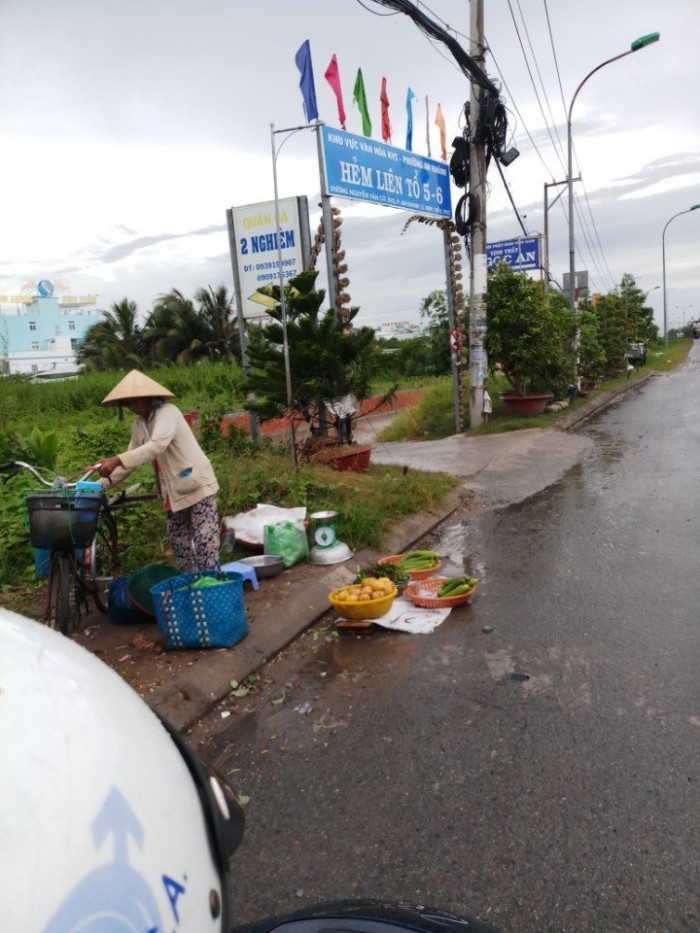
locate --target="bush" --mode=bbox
[485,262,576,396]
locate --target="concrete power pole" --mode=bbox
[468,0,488,429]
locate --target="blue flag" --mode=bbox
[295,40,319,122]
[405,87,417,151]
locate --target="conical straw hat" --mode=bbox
[101,370,175,407]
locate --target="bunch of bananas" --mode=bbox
[437,575,479,598]
[396,550,440,571]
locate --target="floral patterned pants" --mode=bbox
[167,495,220,573]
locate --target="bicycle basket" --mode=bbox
[150,570,248,651]
[25,489,102,550]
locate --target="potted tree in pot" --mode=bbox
[243,270,387,470]
[485,262,576,414]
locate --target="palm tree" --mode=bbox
[194,285,240,362]
[76,298,146,370]
[143,289,210,365]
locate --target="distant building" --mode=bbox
[378,320,422,340]
[0,280,102,376]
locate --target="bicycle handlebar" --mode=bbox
[2,461,102,488]
[2,461,158,508]
[0,461,52,486]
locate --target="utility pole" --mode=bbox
[543,179,573,293]
[468,0,487,429]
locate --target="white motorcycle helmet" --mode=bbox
[0,608,244,933]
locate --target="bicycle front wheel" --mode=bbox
[85,512,119,613]
[47,552,76,635]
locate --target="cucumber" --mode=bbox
[437,576,468,596]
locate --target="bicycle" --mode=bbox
[1,460,156,635]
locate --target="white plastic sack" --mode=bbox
[224,504,307,547]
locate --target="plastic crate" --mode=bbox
[25,489,101,550]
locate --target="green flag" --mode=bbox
[353,68,372,137]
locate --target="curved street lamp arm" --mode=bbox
[567,49,635,123]
[662,204,700,346]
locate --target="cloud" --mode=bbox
[96,224,225,264]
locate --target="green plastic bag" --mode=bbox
[263,521,309,568]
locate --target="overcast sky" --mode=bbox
[1,0,698,333]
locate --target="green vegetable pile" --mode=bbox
[437,575,479,598]
[395,550,440,571]
[355,563,409,587]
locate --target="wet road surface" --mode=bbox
[203,351,700,932]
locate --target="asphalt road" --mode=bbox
[210,348,700,933]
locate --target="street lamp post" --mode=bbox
[566,33,660,378]
[662,204,700,347]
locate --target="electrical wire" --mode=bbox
[493,0,618,291]
[505,0,566,175]
[494,159,529,237]
[514,0,566,166]
[541,0,616,290]
[487,46,558,180]
[354,0,400,14]
[361,0,499,95]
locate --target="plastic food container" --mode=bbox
[328,585,398,620]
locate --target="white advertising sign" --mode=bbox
[230,197,310,320]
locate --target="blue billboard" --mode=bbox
[487,236,541,271]
[321,126,451,219]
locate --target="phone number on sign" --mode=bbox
[255,269,297,282]
[242,258,298,274]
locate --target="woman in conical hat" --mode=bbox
[97,370,220,573]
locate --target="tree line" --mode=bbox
[78,271,660,396]
[76,286,240,370]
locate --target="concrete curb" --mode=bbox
[558,371,655,431]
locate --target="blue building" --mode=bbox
[0,280,102,376]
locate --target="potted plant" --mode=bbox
[485,262,576,414]
[243,270,388,470]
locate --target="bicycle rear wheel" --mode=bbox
[47,552,76,635]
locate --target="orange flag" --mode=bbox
[435,103,446,160]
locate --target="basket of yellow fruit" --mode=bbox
[328,577,398,620]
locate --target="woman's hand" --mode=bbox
[97,456,122,478]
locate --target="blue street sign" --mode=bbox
[486,236,540,271]
[321,126,451,219]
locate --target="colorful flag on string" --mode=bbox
[435,102,446,160]
[324,54,346,129]
[353,68,372,137]
[380,77,392,143]
[295,40,318,122]
[405,87,417,151]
